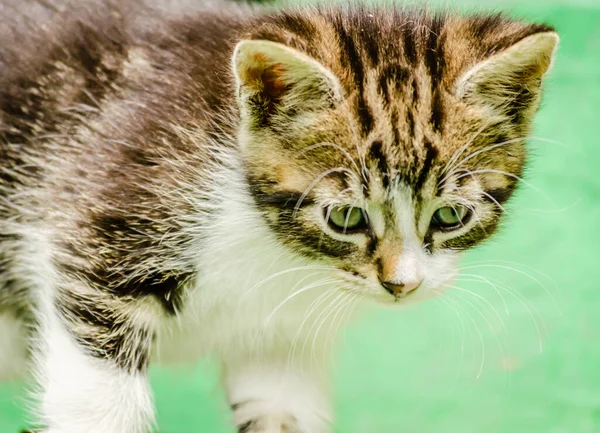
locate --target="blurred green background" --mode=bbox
[1,0,599,432]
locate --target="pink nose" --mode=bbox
[381,280,421,297]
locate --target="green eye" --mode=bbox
[432,205,470,230]
[327,206,367,233]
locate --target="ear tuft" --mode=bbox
[232,40,340,125]
[456,31,559,121]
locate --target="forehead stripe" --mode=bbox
[368,140,390,189]
[425,16,446,87]
[378,64,410,106]
[391,109,402,147]
[415,139,439,191]
[406,109,416,139]
[431,89,444,134]
[425,18,447,134]
[362,25,380,66]
[333,18,374,135]
[411,76,419,105]
[402,26,418,65]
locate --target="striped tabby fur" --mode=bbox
[0,1,557,432]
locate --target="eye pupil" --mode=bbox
[327,206,367,233]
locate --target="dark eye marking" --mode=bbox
[367,140,390,189]
[366,236,378,256]
[249,190,314,210]
[484,188,514,206]
[440,221,499,251]
[340,265,368,279]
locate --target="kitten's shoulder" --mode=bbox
[0,0,252,140]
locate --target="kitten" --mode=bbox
[0,0,558,432]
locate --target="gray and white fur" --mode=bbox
[0,1,558,432]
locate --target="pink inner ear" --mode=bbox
[261,63,289,99]
[240,52,289,100]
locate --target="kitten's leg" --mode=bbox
[225,362,332,433]
[33,288,155,433]
[0,312,28,381]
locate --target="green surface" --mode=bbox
[2,0,600,432]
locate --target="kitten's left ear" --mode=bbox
[456,30,559,122]
[232,40,342,127]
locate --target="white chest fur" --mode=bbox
[153,174,350,368]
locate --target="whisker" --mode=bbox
[457,273,509,315]
[442,120,494,177]
[453,168,558,208]
[252,277,337,363]
[339,97,368,183]
[450,285,507,334]
[520,198,581,216]
[524,135,575,150]
[459,259,555,286]
[299,291,346,374]
[440,136,529,185]
[445,292,486,379]
[448,196,488,235]
[494,283,545,353]
[318,188,357,250]
[288,288,339,371]
[310,293,350,372]
[261,278,338,329]
[296,141,362,181]
[325,291,359,361]
[293,167,356,217]
[240,265,335,301]
[434,292,467,380]
[332,291,364,378]
[457,269,548,353]
[459,263,561,314]
[451,182,507,213]
[482,277,545,353]
[451,286,510,386]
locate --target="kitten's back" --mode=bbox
[0,0,246,310]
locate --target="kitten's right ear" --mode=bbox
[456,31,559,123]
[232,40,342,127]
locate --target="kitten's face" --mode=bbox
[241,99,505,305]
[234,10,557,305]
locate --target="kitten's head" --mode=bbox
[232,7,558,305]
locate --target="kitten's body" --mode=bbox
[0,1,557,432]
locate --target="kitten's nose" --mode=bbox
[381,280,420,297]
